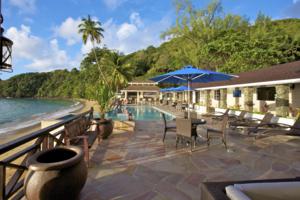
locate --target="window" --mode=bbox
[233,89,241,97]
[257,87,276,101]
[214,90,220,101]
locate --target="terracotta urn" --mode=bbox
[99,118,114,139]
[25,146,87,200]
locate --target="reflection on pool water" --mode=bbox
[102,106,173,121]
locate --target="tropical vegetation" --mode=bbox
[0,0,300,100]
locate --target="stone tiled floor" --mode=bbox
[80,119,300,200]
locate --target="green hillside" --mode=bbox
[125,17,300,79]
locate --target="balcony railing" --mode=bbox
[0,108,93,200]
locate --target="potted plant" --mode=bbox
[95,82,115,139]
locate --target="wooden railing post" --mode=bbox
[0,165,5,200]
[42,135,48,151]
[48,134,54,149]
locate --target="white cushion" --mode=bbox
[225,185,252,200]
[234,182,300,200]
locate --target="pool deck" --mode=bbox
[80,110,300,200]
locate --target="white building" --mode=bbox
[166,61,300,117]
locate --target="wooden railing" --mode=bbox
[0,108,93,200]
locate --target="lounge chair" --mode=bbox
[175,118,196,152]
[254,117,300,139]
[162,113,176,142]
[229,110,247,122]
[206,115,229,149]
[229,113,274,135]
[202,109,229,121]
[286,117,300,136]
[201,177,300,200]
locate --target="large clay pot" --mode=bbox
[25,146,87,200]
[99,119,114,139]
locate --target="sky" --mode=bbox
[1,0,300,79]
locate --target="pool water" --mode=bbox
[103,106,173,121]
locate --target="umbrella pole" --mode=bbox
[188,79,190,119]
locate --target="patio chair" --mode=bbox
[175,118,196,152]
[206,115,229,149]
[162,113,176,142]
[229,113,274,135]
[212,109,230,121]
[184,111,198,119]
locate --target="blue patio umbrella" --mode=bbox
[160,87,176,92]
[172,85,194,92]
[151,65,236,118]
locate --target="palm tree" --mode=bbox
[100,51,133,92]
[78,15,107,83]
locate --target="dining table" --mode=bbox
[191,118,206,139]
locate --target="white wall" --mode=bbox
[196,82,300,118]
[227,88,235,108]
[240,91,245,110]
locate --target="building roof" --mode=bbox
[131,79,154,83]
[192,60,300,90]
[129,80,156,84]
[122,85,160,91]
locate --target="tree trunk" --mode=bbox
[100,113,105,120]
[91,43,108,84]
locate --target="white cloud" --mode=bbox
[102,0,127,9]
[130,12,143,27]
[56,12,171,56]
[9,0,37,13]
[81,40,94,55]
[6,25,77,71]
[55,17,81,45]
[27,39,69,70]
[117,23,138,40]
[6,25,42,60]
[100,12,172,54]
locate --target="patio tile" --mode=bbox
[79,119,300,200]
[155,180,192,200]
[131,191,162,200]
[272,161,290,171]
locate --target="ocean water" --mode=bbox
[0,98,81,134]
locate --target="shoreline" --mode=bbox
[0,99,98,145]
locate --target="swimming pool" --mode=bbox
[103,105,173,121]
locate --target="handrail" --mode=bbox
[0,107,94,200]
[0,109,91,154]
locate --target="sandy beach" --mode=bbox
[0,99,98,145]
